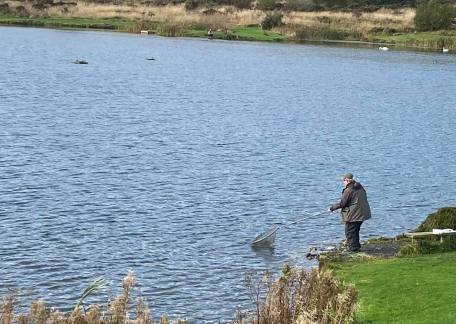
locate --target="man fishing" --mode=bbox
[329,173,371,252]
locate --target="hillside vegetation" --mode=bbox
[1,0,456,50]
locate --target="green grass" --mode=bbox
[3,13,456,49]
[183,28,219,38]
[375,31,443,42]
[184,26,285,42]
[372,31,456,50]
[332,252,456,323]
[0,16,285,42]
[0,15,137,31]
[231,26,284,42]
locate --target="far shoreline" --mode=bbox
[0,18,452,56]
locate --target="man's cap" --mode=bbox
[342,173,354,180]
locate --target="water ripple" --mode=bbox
[1,26,456,323]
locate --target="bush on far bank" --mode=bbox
[296,25,362,40]
[261,11,283,30]
[414,0,456,31]
[256,0,282,10]
[229,0,252,9]
[0,3,11,15]
[283,0,323,11]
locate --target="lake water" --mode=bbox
[1,26,455,322]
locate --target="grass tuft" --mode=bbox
[74,277,107,313]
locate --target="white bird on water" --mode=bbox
[443,48,449,53]
[379,46,389,51]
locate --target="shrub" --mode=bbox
[184,0,199,10]
[256,0,279,10]
[237,264,358,323]
[415,207,456,232]
[32,3,49,10]
[149,0,175,5]
[231,0,252,9]
[13,5,29,17]
[414,0,455,31]
[0,3,11,14]
[156,23,184,36]
[397,242,420,256]
[296,26,361,41]
[202,7,219,14]
[261,12,283,30]
[397,239,456,256]
[283,0,318,11]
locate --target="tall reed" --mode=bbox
[0,271,188,324]
[237,264,358,324]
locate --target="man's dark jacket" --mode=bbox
[330,181,371,223]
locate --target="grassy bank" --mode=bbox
[0,15,137,30]
[331,251,456,323]
[1,0,456,50]
[371,30,456,50]
[3,13,454,50]
[0,14,286,41]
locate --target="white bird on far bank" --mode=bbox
[443,48,449,53]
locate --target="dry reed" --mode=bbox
[237,264,358,324]
[0,271,187,324]
[284,7,414,37]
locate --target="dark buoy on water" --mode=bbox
[73,59,88,64]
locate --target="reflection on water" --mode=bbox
[252,245,276,263]
[0,26,456,322]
